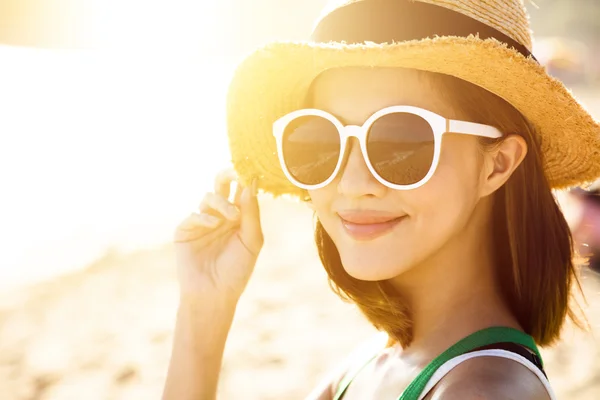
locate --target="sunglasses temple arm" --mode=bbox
[448,119,503,139]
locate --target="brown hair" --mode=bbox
[312,69,585,348]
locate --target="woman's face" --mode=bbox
[308,68,492,281]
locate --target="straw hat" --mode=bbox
[226,0,600,199]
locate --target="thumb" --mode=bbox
[238,178,263,254]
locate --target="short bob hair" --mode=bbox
[311,69,585,348]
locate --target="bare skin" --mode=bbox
[162,68,550,400]
[306,68,547,399]
[162,171,262,400]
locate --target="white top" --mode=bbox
[417,349,557,400]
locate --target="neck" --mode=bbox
[389,202,521,364]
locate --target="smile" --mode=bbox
[337,211,406,241]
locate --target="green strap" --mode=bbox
[333,327,541,400]
[398,326,542,400]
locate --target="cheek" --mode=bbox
[307,140,483,281]
[307,187,336,224]
[343,146,481,279]
[403,142,483,258]
[407,174,477,249]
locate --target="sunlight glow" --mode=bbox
[0,1,235,289]
[85,0,223,51]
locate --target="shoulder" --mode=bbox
[428,355,552,400]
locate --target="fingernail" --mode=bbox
[252,177,258,196]
[242,186,251,203]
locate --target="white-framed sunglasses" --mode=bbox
[273,105,503,191]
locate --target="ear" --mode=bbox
[479,134,528,198]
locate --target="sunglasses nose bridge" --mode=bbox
[342,125,363,140]
[339,124,369,165]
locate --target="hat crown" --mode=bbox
[317,0,532,50]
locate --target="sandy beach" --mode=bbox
[1,196,600,400]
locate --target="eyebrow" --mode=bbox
[320,101,433,126]
[331,113,352,125]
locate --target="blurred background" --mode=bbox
[0,0,599,399]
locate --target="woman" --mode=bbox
[163,1,600,399]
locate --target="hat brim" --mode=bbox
[226,35,600,198]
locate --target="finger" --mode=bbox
[179,212,221,230]
[214,169,238,200]
[200,192,240,221]
[177,217,239,246]
[238,177,263,255]
[233,181,244,207]
[173,212,223,242]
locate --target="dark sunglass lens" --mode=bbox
[282,115,341,186]
[367,112,435,186]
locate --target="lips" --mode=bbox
[337,210,406,241]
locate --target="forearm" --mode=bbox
[162,296,237,400]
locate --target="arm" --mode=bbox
[162,296,237,400]
[163,171,263,399]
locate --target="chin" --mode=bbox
[339,251,411,281]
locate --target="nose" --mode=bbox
[337,138,387,198]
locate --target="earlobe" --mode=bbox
[481,134,528,197]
